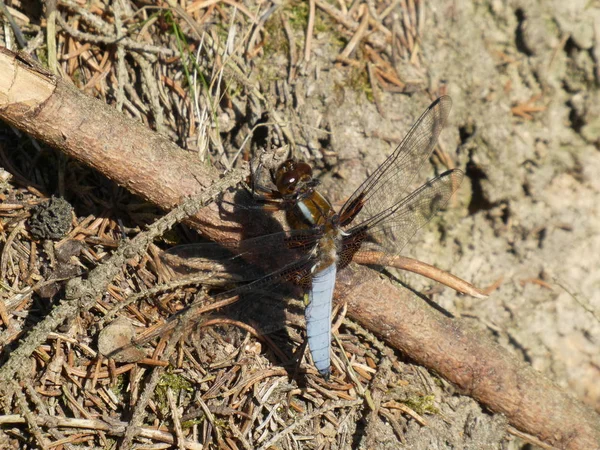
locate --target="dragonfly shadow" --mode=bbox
[379,267,455,319]
[222,186,288,240]
[164,187,311,373]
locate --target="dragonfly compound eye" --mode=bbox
[275,160,314,196]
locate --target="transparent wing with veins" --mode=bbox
[338,96,458,258]
[339,169,464,268]
[159,229,322,334]
[162,229,319,281]
[340,97,451,224]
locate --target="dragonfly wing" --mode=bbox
[160,229,321,335]
[342,169,464,263]
[339,96,452,228]
[161,228,320,282]
[217,257,314,335]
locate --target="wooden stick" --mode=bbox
[353,251,488,298]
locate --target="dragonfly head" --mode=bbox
[273,159,318,199]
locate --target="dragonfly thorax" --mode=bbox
[290,190,336,229]
[272,159,337,231]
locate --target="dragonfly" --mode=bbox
[161,96,464,379]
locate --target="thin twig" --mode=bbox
[507,426,556,450]
[367,62,386,117]
[0,414,204,449]
[56,14,177,57]
[353,251,488,299]
[113,1,126,112]
[305,0,316,62]
[339,4,370,59]
[282,14,297,82]
[166,388,186,450]
[13,381,50,449]
[131,52,165,132]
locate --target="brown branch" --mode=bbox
[353,251,488,299]
[337,266,600,450]
[0,48,599,449]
